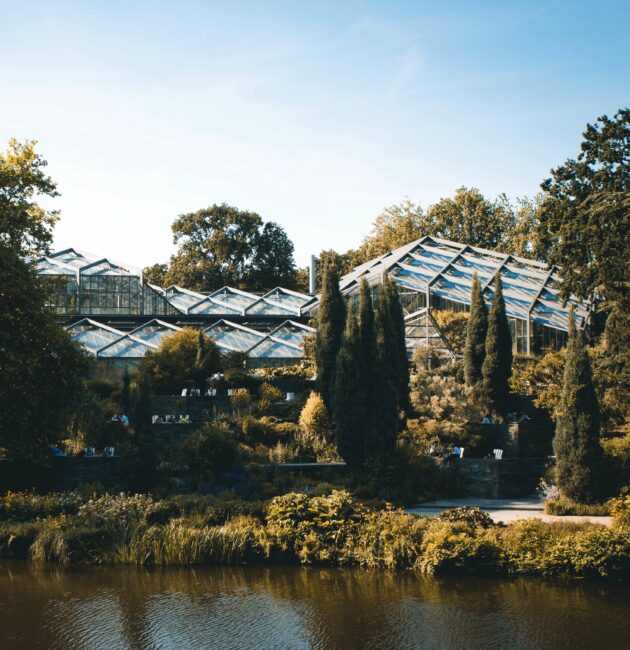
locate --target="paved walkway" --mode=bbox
[406,497,612,526]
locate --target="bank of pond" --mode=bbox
[1,490,629,582]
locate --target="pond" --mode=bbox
[0,563,628,649]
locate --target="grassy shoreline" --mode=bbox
[1,490,629,582]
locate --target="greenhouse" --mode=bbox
[309,236,592,355]
[66,317,314,369]
[34,249,313,320]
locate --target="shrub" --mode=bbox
[0,491,84,521]
[544,496,611,516]
[78,493,159,526]
[417,520,499,575]
[231,388,252,417]
[438,506,495,529]
[265,490,363,564]
[176,424,240,481]
[611,495,630,530]
[350,507,430,569]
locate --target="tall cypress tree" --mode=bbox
[120,368,131,415]
[480,275,513,415]
[316,261,346,411]
[194,328,207,392]
[358,278,374,373]
[333,303,366,468]
[366,278,400,466]
[553,310,602,503]
[384,273,411,414]
[464,273,488,387]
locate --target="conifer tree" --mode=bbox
[194,328,207,393]
[480,275,513,415]
[464,273,488,387]
[333,303,366,468]
[553,310,602,503]
[316,261,346,411]
[366,280,399,465]
[384,273,411,414]
[120,368,131,415]
[358,278,374,373]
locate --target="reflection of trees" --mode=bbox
[1,563,629,650]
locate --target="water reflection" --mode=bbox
[0,562,628,649]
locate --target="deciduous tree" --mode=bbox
[0,139,59,256]
[538,108,629,304]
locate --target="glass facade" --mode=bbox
[324,235,592,357]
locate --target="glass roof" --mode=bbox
[97,335,158,358]
[330,235,591,332]
[204,321,266,353]
[129,320,181,346]
[66,319,124,355]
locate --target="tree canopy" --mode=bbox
[0,138,60,256]
[139,328,221,395]
[538,108,629,304]
[150,203,298,291]
[0,246,90,458]
[353,189,544,266]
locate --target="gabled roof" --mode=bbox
[128,319,182,346]
[203,319,266,353]
[316,235,591,332]
[66,319,125,355]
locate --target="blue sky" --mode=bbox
[1,0,628,269]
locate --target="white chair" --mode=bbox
[459,447,465,458]
[181,388,188,396]
[85,447,96,457]
[286,392,295,401]
[227,388,234,396]
[493,449,503,460]
[152,415,159,424]
[104,447,115,457]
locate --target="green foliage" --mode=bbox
[120,369,131,414]
[353,191,543,265]
[0,491,84,521]
[315,261,346,410]
[554,313,602,503]
[433,309,469,356]
[544,497,611,516]
[255,363,313,381]
[463,273,487,386]
[417,521,499,576]
[333,304,366,468]
[610,495,630,531]
[154,203,297,291]
[408,361,480,451]
[2,490,630,580]
[480,276,513,416]
[539,108,629,303]
[265,490,364,564]
[437,506,494,529]
[0,138,59,256]
[140,327,220,395]
[0,246,91,459]
[366,275,400,465]
[176,424,240,481]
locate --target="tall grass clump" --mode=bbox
[113,516,264,566]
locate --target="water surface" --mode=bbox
[0,563,628,649]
